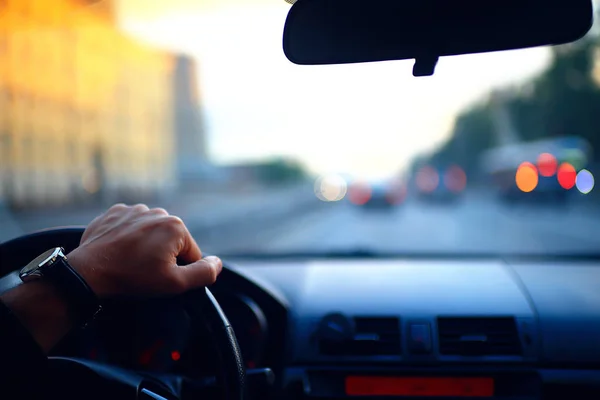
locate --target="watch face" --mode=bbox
[20,248,63,280]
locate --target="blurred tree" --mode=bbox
[424,30,600,176]
[424,104,495,178]
[449,106,495,171]
[257,158,308,184]
[511,37,600,156]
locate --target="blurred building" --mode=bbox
[173,54,211,184]
[82,0,117,22]
[0,0,181,208]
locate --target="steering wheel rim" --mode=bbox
[0,227,246,400]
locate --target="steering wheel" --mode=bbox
[0,227,246,400]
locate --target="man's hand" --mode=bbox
[68,204,222,298]
[2,204,222,352]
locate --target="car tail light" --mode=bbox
[349,183,371,205]
[416,166,439,193]
[386,184,407,204]
[444,165,467,193]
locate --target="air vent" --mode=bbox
[318,316,400,356]
[438,317,522,356]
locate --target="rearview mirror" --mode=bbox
[282,0,594,76]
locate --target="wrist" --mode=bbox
[66,248,103,298]
[1,280,75,352]
[18,247,103,327]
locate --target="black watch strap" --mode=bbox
[44,257,102,326]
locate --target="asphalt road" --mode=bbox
[0,183,316,243]
[2,189,599,257]
[199,193,600,257]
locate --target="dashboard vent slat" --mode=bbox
[438,317,522,356]
[318,316,400,356]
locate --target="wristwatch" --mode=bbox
[19,247,102,326]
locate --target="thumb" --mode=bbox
[175,256,223,291]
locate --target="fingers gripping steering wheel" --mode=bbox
[0,227,246,400]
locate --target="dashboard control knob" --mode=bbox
[316,313,354,341]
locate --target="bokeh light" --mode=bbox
[386,180,407,204]
[515,162,538,193]
[348,182,372,205]
[537,153,558,177]
[314,174,347,202]
[557,163,577,190]
[444,165,467,193]
[576,169,595,194]
[314,177,325,201]
[416,166,439,193]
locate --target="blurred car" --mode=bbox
[499,175,570,205]
[413,165,466,203]
[481,139,592,205]
[348,180,407,209]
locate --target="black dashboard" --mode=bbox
[53,258,600,399]
[50,266,288,378]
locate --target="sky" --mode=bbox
[117,0,551,179]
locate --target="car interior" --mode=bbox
[1,0,600,399]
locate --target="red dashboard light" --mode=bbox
[89,348,98,360]
[139,351,152,366]
[345,376,494,397]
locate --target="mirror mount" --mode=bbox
[413,55,439,77]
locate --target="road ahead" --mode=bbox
[199,193,600,256]
[3,189,600,257]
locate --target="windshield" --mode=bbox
[1,0,599,257]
